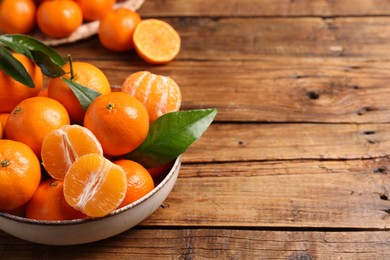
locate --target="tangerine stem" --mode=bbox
[68,54,75,81]
[106,102,115,111]
[1,159,9,168]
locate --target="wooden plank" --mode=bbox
[184,123,390,163]
[139,160,390,229]
[57,17,390,60]
[2,229,390,259]
[139,0,390,17]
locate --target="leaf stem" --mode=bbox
[68,54,75,81]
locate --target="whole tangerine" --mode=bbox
[0,53,43,113]
[0,139,41,210]
[5,96,70,157]
[48,61,111,124]
[75,0,115,21]
[36,0,83,38]
[84,92,149,156]
[0,0,36,34]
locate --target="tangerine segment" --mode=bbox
[63,154,127,217]
[26,179,87,221]
[41,125,103,180]
[133,19,181,64]
[121,71,182,122]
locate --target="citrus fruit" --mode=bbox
[147,161,174,179]
[41,124,103,180]
[114,159,154,208]
[0,53,43,113]
[63,153,127,217]
[133,19,181,64]
[26,179,87,221]
[84,92,149,156]
[36,0,83,38]
[121,71,182,122]
[48,61,111,124]
[98,7,141,51]
[0,0,36,34]
[5,96,70,157]
[75,0,115,21]
[0,139,41,210]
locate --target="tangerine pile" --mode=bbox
[0,55,182,220]
[0,0,181,64]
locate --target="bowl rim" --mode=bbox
[0,156,181,226]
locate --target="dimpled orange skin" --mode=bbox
[84,92,149,156]
[98,7,141,52]
[48,61,111,124]
[5,97,70,157]
[0,0,36,34]
[0,139,41,210]
[0,53,43,113]
[36,0,83,38]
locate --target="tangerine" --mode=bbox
[26,179,87,221]
[41,124,103,180]
[114,159,154,208]
[48,61,111,124]
[5,97,70,157]
[0,0,36,34]
[121,71,182,122]
[98,7,141,51]
[36,0,83,38]
[63,153,128,217]
[0,139,41,210]
[0,53,43,113]
[133,19,181,64]
[75,0,115,21]
[84,92,149,156]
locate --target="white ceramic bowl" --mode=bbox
[0,157,181,245]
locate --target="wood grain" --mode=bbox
[1,228,390,259]
[139,0,390,17]
[56,17,390,60]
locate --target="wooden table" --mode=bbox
[3,0,390,258]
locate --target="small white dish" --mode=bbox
[0,157,181,245]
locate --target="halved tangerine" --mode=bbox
[41,124,103,180]
[63,153,127,217]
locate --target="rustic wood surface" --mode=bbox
[2,0,390,259]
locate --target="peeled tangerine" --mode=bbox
[41,125,103,180]
[63,153,127,217]
[121,71,182,122]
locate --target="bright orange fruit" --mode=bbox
[0,0,36,34]
[0,139,41,210]
[133,19,181,64]
[75,0,115,21]
[48,61,111,124]
[5,97,70,157]
[121,71,182,122]
[84,92,149,156]
[98,7,141,51]
[0,53,43,113]
[26,179,87,221]
[114,159,154,208]
[63,153,127,217]
[36,0,83,38]
[41,124,103,180]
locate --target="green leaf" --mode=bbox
[0,45,35,88]
[0,34,66,78]
[126,108,217,168]
[61,77,102,110]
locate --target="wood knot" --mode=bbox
[306,91,320,100]
[288,252,313,260]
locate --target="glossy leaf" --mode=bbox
[126,108,217,168]
[0,34,66,78]
[0,45,35,88]
[61,77,102,110]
